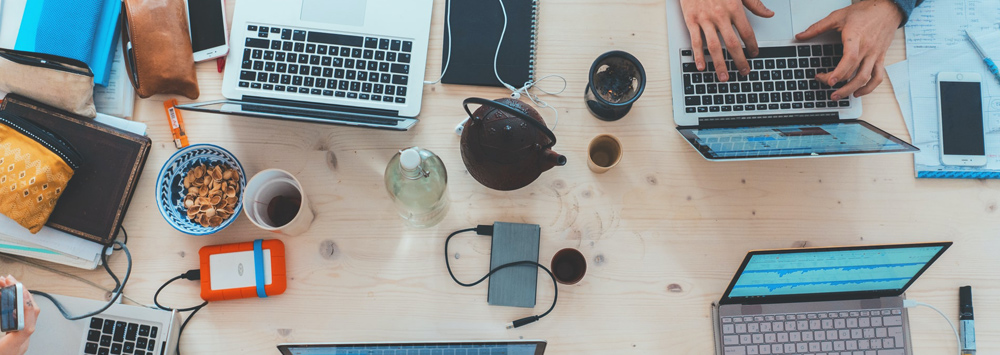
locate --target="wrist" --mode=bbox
[870,0,906,27]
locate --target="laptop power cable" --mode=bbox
[903,299,961,355]
[445,225,558,329]
[154,269,208,355]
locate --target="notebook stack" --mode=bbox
[0,95,149,269]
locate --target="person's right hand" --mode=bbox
[0,275,40,355]
[678,0,775,82]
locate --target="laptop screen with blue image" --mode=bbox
[726,244,948,299]
[677,121,917,160]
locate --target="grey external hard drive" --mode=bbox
[487,222,540,308]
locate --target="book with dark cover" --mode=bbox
[441,0,538,87]
[0,94,150,246]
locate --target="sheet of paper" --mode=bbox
[0,0,24,49]
[905,0,1000,56]
[0,214,105,269]
[907,30,1000,176]
[94,38,136,119]
[886,61,913,135]
[95,113,147,135]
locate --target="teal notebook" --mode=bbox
[15,0,120,86]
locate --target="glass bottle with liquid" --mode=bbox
[384,147,449,228]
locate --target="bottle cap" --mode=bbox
[400,148,422,170]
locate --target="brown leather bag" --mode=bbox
[121,0,200,99]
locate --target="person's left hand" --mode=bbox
[795,0,904,101]
[0,275,41,355]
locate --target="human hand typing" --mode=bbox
[0,276,40,355]
[678,0,774,82]
[795,0,904,100]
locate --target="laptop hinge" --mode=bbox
[698,112,841,128]
[243,95,401,118]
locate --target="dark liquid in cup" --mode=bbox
[551,248,587,285]
[266,195,301,227]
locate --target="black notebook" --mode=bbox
[440,0,538,87]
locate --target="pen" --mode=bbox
[966,30,1000,85]
[959,286,975,355]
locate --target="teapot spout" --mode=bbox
[542,149,567,171]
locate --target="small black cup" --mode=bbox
[551,248,587,285]
[585,50,646,121]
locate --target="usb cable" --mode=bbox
[445,225,558,329]
[903,299,960,355]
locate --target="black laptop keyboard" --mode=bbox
[84,317,159,355]
[240,25,412,104]
[681,45,850,114]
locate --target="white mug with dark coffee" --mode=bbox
[242,169,314,236]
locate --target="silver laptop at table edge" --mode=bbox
[28,293,180,355]
[177,0,433,131]
[710,242,952,355]
[278,340,548,355]
[665,0,862,127]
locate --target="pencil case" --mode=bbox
[0,48,97,118]
[120,0,200,99]
[0,111,82,233]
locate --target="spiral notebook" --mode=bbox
[440,0,538,88]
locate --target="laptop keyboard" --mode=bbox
[240,24,413,104]
[681,45,850,114]
[721,308,905,355]
[84,317,159,355]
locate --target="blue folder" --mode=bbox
[15,0,121,86]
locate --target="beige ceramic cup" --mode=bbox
[242,169,315,236]
[587,134,623,173]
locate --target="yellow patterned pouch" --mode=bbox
[0,111,81,233]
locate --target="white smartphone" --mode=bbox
[937,72,988,166]
[186,0,229,62]
[0,283,24,332]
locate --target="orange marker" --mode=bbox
[163,99,190,149]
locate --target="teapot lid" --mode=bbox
[463,97,557,149]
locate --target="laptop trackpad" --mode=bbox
[746,0,793,41]
[301,0,366,27]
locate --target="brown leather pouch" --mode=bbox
[121,0,200,99]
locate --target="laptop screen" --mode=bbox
[720,243,951,305]
[278,341,546,355]
[677,120,917,160]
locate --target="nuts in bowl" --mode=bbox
[156,144,246,235]
[182,164,241,228]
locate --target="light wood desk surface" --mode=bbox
[3,0,998,354]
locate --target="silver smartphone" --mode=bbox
[937,72,988,166]
[0,283,24,332]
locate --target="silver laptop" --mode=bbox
[28,293,180,355]
[712,242,951,355]
[177,0,433,130]
[278,340,547,355]
[666,0,917,160]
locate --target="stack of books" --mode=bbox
[0,96,150,269]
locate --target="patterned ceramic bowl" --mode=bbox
[155,144,246,235]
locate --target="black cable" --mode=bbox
[113,226,128,251]
[445,226,558,328]
[30,241,132,321]
[153,269,207,355]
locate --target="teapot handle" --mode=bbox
[462,97,557,149]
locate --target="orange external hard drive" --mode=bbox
[199,239,286,301]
